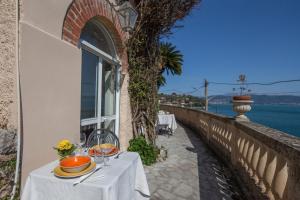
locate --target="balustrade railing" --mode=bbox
[160,105,300,200]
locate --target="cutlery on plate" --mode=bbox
[73,166,102,186]
[114,152,124,159]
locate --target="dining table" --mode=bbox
[21,152,150,200]
[157,113,177,133]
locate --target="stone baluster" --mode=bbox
[238,136,246,165]
[230,126,239,166]
[160,105,300,200]
[228,129,233,152]
[285,161,300,200]
[250,143,261,184]
[272,156,288,200]
[206,116,212,142]
[246,139,255,176]
[257,147,268,193]
[264,150,277,200]
[242,135,250,170]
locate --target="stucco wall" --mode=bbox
[20,0,81,186]
[20,0,133,186]
[21,0,73,38]
[119,74,133,151]
[0,0,17,130]
[19,21,82,185]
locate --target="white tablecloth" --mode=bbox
[21,152,150,200]
[157,114,177,132]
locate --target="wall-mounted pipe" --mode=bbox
[10,0,21,198]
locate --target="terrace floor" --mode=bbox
[145,123,244,200]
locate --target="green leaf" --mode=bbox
[127,136,158,166]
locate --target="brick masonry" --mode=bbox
[62,0,129,72]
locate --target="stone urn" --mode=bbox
[232,96,253,121]
[157,146,168,162]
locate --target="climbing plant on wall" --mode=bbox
[126,0,199,144]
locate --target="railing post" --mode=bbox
[207,116,212,142]
[230,122,239,167]
[160,105,300,200]
[286,161,300,200]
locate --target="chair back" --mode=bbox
[86,129,120,149]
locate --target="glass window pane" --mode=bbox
[101,61,116,116]
[80,20,112,55]
[81,124,97,145]
[101,120,115,133]
[81,49,98,119]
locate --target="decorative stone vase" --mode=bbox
[232,96,253,121]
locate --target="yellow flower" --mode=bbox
[56,139,72,151]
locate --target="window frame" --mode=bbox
[80,39,121,136]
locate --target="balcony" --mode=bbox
[147,105,300,200]
[145,123,243,200]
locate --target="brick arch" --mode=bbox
[62,0,128,70]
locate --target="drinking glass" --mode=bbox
[80,133,87,155]
[75,133,87,155]
[94,146,103,164]
[101,147,111,166]
[80,133,87,147]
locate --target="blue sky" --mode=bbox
[159,0,300,96]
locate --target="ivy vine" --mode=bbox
[126,0,199,144]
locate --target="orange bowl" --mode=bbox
[60,156,91,173]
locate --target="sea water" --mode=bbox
[202,104,300,138]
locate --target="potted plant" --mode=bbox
[231,74,254,121]
[54,139,76,159]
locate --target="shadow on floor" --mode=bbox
[180,123,244,200]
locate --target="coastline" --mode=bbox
[193,104,300,138]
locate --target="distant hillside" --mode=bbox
[210,95,300,105]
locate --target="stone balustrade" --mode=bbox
[160,105,300,200]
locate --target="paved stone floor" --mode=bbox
[145,123,243,200]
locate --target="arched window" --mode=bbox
[80,20,115,55]
[80,18,120,139]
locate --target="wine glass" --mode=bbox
[75,133,87,155]
[80,133,87,155]
[93,145,103,164]
[80,132,87,147]
[101,146,112,166]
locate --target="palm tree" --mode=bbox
[158,42,183,87]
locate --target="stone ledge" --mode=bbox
[161,104,300,200]
[161,104,300,164]
[236,121,300,162]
